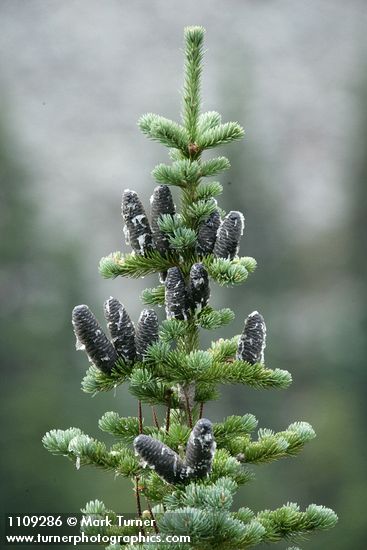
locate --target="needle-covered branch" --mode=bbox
[42,429,139,476]
[213,414,258,446]
[140,285,166,306]
[157,499,336,549]
[128,367,180,407]
[256,503,338,543]
[196,122,245,150]
[138,113,189,151]
[99,251,179,279]
[204,257,249,286]
[81,362,132,395]
[81,500,141,539]
[197,306,235,330]
[152,159,201,187]
[202,359,292,389]
[182,26,205,142]
[223,422,316,463]
[195,181,223,200]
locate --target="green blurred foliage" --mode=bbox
[0,116,136,521]
[204,70,367,549]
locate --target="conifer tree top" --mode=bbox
[43,26,337,549]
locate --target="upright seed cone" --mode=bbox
[197,209,221,255]
[236,310,266,364]
[135,308,159,360]
[189,262,210,310]
[134,434,188,484]
[185,418,216,479]
[213,210,244,260]
[103,297,136,362]
[165,266,189,320]
[150,185,175,254]
[122,189,153,255]
[72,305,118,373]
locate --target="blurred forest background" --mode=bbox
[1,1,366,549]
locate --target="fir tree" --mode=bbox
[43,27,337,549]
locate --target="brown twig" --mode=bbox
[199,401,204,419]
[146,499,159,534]
[138,400,143,434]
[134,476,145,535]
[185,392,193,429]
[165,394,171,433]
[151,406,160,429]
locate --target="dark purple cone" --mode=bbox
[196,209,221,255]
[236,310,266,364]
[213,211,244,260]
[135,309,159,360]
[72,305,118,374]
[134,435,189,484]
[185,418,216,479]
[165,267,189,320]
[122,189,153,255]
[189,263,210,310]
[103,297,136,362]
[150,185,175,254]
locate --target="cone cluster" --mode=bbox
[122,185,175,255]
[197,209,245,260]
[72,299,159,373]
[134,418,216,484]
[165,263,210,320]
[122,188,244,261]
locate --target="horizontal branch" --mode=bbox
[197,111,221,133]
[152,157,229,188]
[213,414,258,446]
[197,306,235,330]
[257,502,338,543]
[81,362,132,395]
[129,367,180,406]
[139,113,189,151]
[208,336,239,362]
[99,411,192,452]
[141,285,165,306]
[152,159,201,186]
[99,251,178,279]
[210,449,254,486]
[196,122,245,150]
[199,156,230,177]
[230,422,316,464]
[43,429,139,477]
[195,181,223,200]
[204,256,250,286]
[200,359,292,389]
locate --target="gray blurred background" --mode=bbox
[1,1,366,548]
